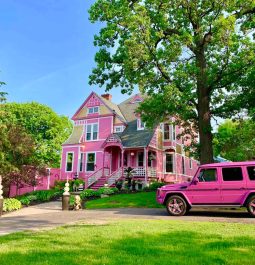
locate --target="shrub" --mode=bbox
[69,195,75,206]
[80,189,101,200]
[143,182,165,191]
[3,198,22,212]
[30,190,62,202]
[98,187,115,195]
[19,197,31,206]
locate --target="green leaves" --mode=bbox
[214,119,255,161]
[89,0,255,162]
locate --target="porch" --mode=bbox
[87,147,158,189]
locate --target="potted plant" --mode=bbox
[124,167,135,190]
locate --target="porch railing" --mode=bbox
[108,168,122,186]
[148,168,157,178]
[123,167,156,178]
[88,167,109,187]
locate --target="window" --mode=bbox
[133,98,142,103]
[172,125,176,141]
[114,126,123,133]
[88,106,99,114]
[148,152,152,167]
[182,157,185,175]
[198,169,217,182]
[137,119,145,130]
[138,152,144,167]
[247,166,255,181]
[124,153,128,167]
[164,124,170,140]
[222,167,243,181]
[86,153,96,172]
[164,124,176,141]
[189,158,192,169]
[86,123,98,141]
[79,153,84,172]
[66,153,73,172]
[165,153,174,173]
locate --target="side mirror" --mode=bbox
[193,178,199,185]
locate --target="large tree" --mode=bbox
[0,102,72,168]
[89,0,255,164]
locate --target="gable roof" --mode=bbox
[98,94,126,122]
[118,94,147,122]
[118,120,154,148]
[72,92,126,123]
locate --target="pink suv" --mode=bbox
[157,161,255,217]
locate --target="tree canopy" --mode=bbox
[89,0,255,164]
[0,102,72,168]
[214,119,255,161]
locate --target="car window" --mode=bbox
[198,169,217,182]
[247,166,255,181]
[222,167,243,181]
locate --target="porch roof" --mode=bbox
[118,120,154,148]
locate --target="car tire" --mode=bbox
[247,195,255,218]
[166,195,188,216]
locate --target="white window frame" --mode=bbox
[65,152,74,172]
[182,156,186,175]
[137,152,144,167]
[163,124,176,141]
[189,158,192,169]
[137,118,145,131]
[79,152,85,172]
[114,126,124,133]
[86,123,99,141]
[164,153,175,173]
[87,106,99,114]
[86,152,96,172]
[171,125,176,141]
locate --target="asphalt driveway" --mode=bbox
[0,201,254,236]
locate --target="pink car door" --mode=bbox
[186,167,222,204]
[220,166,247,204]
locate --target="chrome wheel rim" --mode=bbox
[168,198,184,215]
[249,199,255,214]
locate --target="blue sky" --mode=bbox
[0,0,134,117]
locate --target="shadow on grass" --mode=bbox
[0,225,254,265]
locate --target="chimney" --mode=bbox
[101,93,112,101]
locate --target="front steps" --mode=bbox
[90,176,108,190]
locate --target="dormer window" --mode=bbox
[114,126,124,133]
[137,118,145,130]
[133,98,142,103]
[88,106,99,114]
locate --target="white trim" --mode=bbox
[87,106,100,115]
[137,118,145,130]
[86,123,99,141]
[65,152,74,172]
[189,158,193,169]
[79,152,85,172]
[85,152,97,172]
[164,152,175,174]
[114,125,124,133]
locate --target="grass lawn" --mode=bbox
[0,219,255,265]
[86,191,163,209]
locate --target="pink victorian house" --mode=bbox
[60,92,198,189]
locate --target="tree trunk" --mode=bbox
[196,48,214,164]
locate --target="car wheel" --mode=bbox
[166,195,187,216]
[247,195,255,218]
